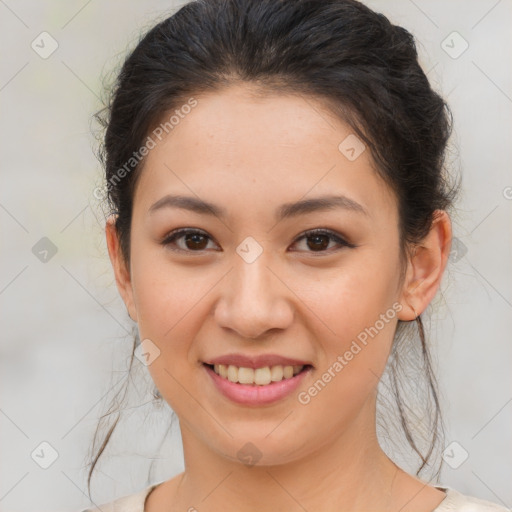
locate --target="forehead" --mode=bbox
[134,84,398,226]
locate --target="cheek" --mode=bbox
[296,299,398,428]
[128,245,226,362]
[297,251,400,400]
[299,253,400,344]
[129,254,215,413]
[129,241,208,339]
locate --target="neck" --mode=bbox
[170,395,406,512]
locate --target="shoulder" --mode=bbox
[434,486,511,512]
[78,484,158,512]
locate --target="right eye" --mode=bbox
[161,228,220,253]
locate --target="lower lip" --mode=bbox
[204,364,312,406]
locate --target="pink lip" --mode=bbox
[204,353,312,369]
[203,364,312,406]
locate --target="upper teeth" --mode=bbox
[213,364,304,385]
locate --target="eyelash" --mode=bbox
[160,228,356,255]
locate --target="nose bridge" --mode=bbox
[215,248,293,338]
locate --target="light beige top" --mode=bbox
[80,484,511,511]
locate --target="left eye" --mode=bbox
[161,228,354,254]
[291,229,354,253]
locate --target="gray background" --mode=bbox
[1,1,511,511]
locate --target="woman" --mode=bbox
[83,0,509,510]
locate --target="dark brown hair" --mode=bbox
[89,0,460,497]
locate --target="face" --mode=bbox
[107,83,439,467]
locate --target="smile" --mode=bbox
[206,363,309,386]
[203,363,313,405]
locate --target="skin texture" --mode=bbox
[106,84,452,512]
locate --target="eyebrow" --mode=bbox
[148,194,369,220]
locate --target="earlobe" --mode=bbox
[105,216,138,323]
[397,210,452,322]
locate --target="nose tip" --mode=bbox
[215,293,293,340]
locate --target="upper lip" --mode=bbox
[204,353,313,369]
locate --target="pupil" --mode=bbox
[307,234,328,251]
[186,233,207,250]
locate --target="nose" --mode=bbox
[214,254,294,340]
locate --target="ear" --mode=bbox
[105,215,138,322]
[397,210,452,321]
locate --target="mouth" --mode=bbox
[202,361,313,406]
[202,362,313,386]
